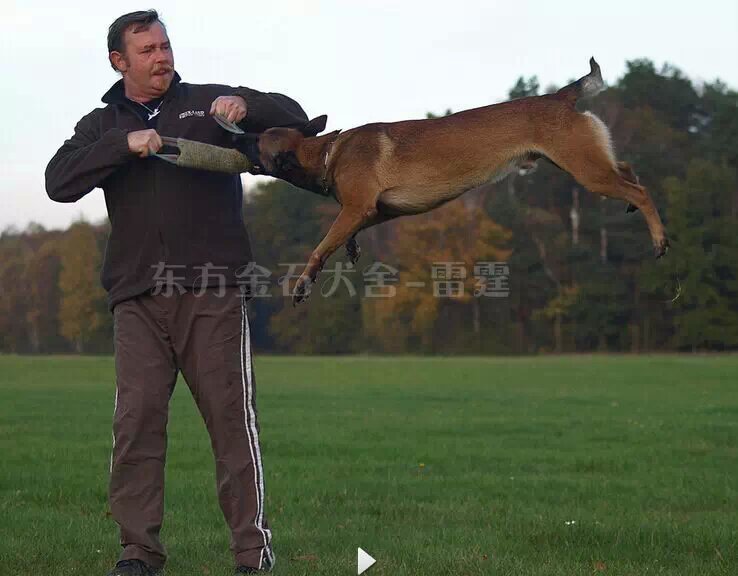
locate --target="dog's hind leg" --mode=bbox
[294,206,379,304]
[617,161,639,184]
[617,161,641,213]
[543,113,668,257]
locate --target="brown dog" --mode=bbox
[232,58,668,305]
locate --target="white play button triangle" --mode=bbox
[357,547,376,574]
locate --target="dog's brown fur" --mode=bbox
[235,58,669,304]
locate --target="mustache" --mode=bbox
[153,67,173,75]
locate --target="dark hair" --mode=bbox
[107,10,166,71]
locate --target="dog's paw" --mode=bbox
[345,238,361,265]
[292,275,313,306]
[655,237,670,259]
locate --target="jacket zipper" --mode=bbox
[121,100,169,272]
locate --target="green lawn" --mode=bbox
[1,354,737,575]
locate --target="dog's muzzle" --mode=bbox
[232,133,263,173]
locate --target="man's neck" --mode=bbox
[124,81,169,103]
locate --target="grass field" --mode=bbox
[1,354,737,576]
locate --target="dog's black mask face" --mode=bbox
[232,130,303,178]
[229,115,328,176]
[229,116,329,192]
[232,131,311,189]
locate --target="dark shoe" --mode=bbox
[106,559,162,576]
[235,561,273,574]
[235,548,274,573]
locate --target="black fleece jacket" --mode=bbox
[45,72,308,310]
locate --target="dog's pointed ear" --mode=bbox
[299,115,328,137]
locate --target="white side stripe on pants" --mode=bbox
[240,297,274,569]
[110,387,118,474]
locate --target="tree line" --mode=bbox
[1,59,736,354]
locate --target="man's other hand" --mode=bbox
[210,96,247,124]
[127,129,163,158]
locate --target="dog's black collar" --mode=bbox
[320,132,341,195]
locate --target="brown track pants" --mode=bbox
[110,286,273,570]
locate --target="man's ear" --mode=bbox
[109,51,127,73]
[299,115,328,137]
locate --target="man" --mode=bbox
[45,10,309,576]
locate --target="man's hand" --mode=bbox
[127,129,162,158]
[210,96,247,124]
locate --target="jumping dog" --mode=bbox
[229,58,669,304]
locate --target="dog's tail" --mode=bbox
[556,57,605,104]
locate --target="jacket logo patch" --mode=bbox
[179,110,206,119]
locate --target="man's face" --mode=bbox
[112,22,174,98]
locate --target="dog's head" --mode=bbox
[232,115,328,179]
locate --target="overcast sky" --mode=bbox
[2,0,737,232]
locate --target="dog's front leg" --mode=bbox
[294,207,377,305]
